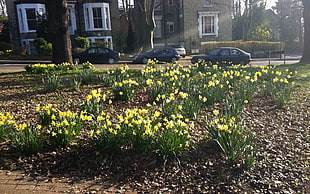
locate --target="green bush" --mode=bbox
[32,38,47,49]
[75,37,90,50]
[40,43,53,56]
[32,38,52,55]
[0,42,11,51]
[95,40,111,48]
[200,41,285,56]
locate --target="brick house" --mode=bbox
[6,0,120,54]
[153,0,232,54]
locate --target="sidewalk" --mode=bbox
[0,170,75,193]
[0,170,136,193]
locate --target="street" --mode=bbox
[0,55,301,73]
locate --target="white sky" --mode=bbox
[266,0,277,9]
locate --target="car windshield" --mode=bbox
[146,49,158,53]
[208,48,221,55]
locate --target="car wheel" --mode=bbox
[108,58,115,64]
[171,57,177,63]
[73,57,80,64]
[191,58,198,64]
[142,57,149,64]
[239,60,246,66]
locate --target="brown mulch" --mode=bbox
[0,72,309,193]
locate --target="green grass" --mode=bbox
[276,62,310,88]
[275,63,310,107]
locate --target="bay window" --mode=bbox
[83,3,111,31]
[16,4,45,33]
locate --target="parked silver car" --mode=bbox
[171,45,186,58]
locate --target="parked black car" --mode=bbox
[132,47,180,64]
[191,47,251,66]
[73,47,120,64]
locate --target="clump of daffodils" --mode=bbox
[89,106,192,158]
[0,112,16,141]
[112,79,139,101]
[82,89,110,117]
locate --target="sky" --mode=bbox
[266,0,277,9]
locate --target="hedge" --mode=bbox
[200,41,285,56]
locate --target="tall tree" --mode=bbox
[120,0,136,52]
[301,0,310,62]
[134,0,156,51]
[0,0,6,16]
[232,0,266,40]
[272,0,303,42]
[46,0,72,64]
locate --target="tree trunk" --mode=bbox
[46,0,72,64]
[301,0,310,62]
[134,0,155,51]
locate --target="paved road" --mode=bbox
[0,55,301,73]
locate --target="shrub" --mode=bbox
[39,43,52,56]
[32,38,47,48]
[200,41,284,56]
[75,37,90,50]
[0,42,11,51]
[32,38,53,56]
[95,40,111,48]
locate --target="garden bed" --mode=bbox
[0,62,309,193]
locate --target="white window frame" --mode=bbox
[167,22,174,33]
[198,12,219,38]
[16,4,46,33]
[68,4,77,35]
[21,39,37,54]
[83,3,111,31]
